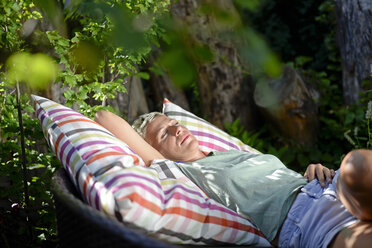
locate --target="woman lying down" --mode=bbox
[95,110,372,248]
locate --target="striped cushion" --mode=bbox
[163,99,261,154]
[33,95,270,246]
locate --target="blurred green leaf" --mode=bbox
[200,3,240,29]
[295,56,313,67]
[5,52,30,84]
[344,112,355,126]
[135,71,150,80]
[254,79,279,108]
[193,44,214,62]
[79,1,147,50]
[239,28,282,77]
[6,52,59,89]
[159,49,196,89]
[234,0,263,11]
[71,40,103,73]
[34,0,67,37]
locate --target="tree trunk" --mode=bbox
[106,76,149,123]
[170,0,259,131]
[254,66,319,146]
[334,0,372,105]
[145,50,190,112]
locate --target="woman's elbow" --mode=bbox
[94,110,110,124]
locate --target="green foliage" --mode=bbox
[1,0,370,246]
[42,0,171,117]
[1,0,171,247]
[226,65,371,173]
[343,92,372,150]
[0,82,60,247]
[226,66,371,174]
[224,0,371,173]
[308,66,371,162]
[0,0,40,52]
[0,1,60,246]
[229,0,366,173]
[152,1,283,90]
[234,0,263,11]
[6,52,59,89]
[241,0,338,74]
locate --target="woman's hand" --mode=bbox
[304,163,336,187]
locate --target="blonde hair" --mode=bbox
[132,112,164,138]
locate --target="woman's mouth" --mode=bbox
[181,135,190,145]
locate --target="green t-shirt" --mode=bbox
[176,150,307,241]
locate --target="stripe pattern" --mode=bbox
[32,95,270,246]
[163,99,261,154]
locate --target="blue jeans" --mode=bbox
[278,170,358,248]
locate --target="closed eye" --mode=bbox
[161,129,168,139]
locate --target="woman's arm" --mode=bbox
[94,110,165,166]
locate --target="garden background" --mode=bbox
[0,0,371,247]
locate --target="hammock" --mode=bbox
[52,168,173,248]
[33,95,270,247]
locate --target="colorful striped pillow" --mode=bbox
[33,95,270,246]
[162,99,261,154]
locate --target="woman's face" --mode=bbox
[144,115,202,162]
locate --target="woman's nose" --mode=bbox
[170,125,182,136]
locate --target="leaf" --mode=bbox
[344,112,355,126]
[63,89,75,99]
[6,52,59,89]
[71,40,103,72]
[27,53,59,89]
[159,49,196,89]
[135,71,150,80]
[234,0,263,11]
[34,0,67,37]
[64,74,76,87]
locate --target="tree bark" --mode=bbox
[334,0,372,105]
[254,66,319,146]
[170,0,259,130]
[107,76,149,123]
[145,50,190,112]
